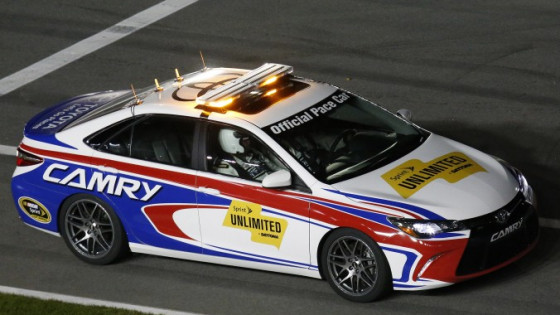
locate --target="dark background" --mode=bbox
[1,1,558,313]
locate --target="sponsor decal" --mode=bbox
[267,91,350,135]
[43,163,161,201]
[382,152,486,198]
[31,96,112,131]
[18,197,51,224]
[172,73,241,102]
[223,200,287,248]
[491,218,523,242]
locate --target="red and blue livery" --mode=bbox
[12,63,539,301]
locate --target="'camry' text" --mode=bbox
[43,163,161,201]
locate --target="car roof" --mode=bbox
[134,63,338,129]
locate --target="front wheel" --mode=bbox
[321,228,392,302]
[59,195,128,265]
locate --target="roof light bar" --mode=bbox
[196,63,293,107]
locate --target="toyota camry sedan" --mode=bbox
[12,63,538,302]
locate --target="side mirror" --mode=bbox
[397,109,413,121]
[262,169,291,188]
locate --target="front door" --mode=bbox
[196,122,311,269]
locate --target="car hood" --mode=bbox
[331,134,519,220]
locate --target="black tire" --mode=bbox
[59,194,128,265]
[321,228,392,302]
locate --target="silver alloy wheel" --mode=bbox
[326,235,378,297]
[64,199,115,259]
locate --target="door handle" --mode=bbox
[199,187,220,195]
[97,165,119,174]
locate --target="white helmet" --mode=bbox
[219,128,245,154]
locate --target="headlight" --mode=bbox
[495,158,535,205]
[388,217,466,239]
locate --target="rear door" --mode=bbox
[88,115,202,253]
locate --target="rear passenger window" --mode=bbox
[87,115,196,168]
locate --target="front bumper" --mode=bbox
[386,192,538,290]
[456,192,539,276]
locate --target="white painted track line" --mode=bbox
[0,285,200,315]
[0,0,198,96]
[540,217,560,229]
[0,144,16,156]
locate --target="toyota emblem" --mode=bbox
[495,209,510,224]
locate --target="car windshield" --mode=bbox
[264,90,427,183]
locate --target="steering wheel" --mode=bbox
[327,129,357,164]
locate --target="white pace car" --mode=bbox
[12,63,538,302]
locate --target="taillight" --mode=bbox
[16,148,43,166]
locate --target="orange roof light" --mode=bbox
[207,97,234,108]
[264,89,277,97]
[261,75,278,87]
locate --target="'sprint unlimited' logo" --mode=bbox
[382,152,486,198]
[223,200,287,248]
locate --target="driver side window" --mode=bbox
[205,123,287,183]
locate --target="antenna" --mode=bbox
[154,78,163,92]
[199,50,207,71]
[174,68,184,82]
[131,83,142,105]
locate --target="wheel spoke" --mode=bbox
[77,202,89,219]
[89,203,99,220]
[98,226,113,233]
[87,235,96,254]
[67,214,86,222]
[359,272,374,287]
[94,234,109,252]
[67,220,85,230]
[355,274,362,292]
[73,232,90,246]
[331,261,348,269]
[329,253,346,260]
[364,262,378,270]
[351,239,358,256]
[96,230,111,250]
[337,270,353,285]
[341,239,353,257]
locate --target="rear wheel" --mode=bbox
[59,195,128,265]
[321,228,392,302]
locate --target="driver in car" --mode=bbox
[216,128,284,181]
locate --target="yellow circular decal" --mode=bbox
[18,197,51,224]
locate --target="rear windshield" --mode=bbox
[64,86,154,130]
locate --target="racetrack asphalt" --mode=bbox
[1,1,559,314]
